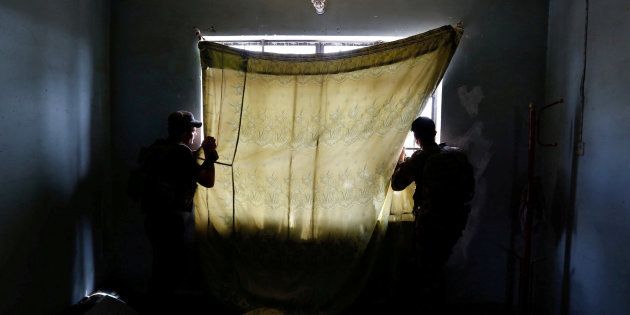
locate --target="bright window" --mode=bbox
[403,82,442,157]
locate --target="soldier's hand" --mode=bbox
[399,147,406,162]
[202,136,217,152]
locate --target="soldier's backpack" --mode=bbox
[421,144,475,205]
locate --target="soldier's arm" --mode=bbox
[196,136,217,188]
[391,151,419,191]
[196,161,215,188]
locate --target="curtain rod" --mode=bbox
[194,21,464,42]
[206,40,384,46]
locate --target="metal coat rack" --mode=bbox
[519,98,563,314]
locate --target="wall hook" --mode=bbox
[537,98,563,147]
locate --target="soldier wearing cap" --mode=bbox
[131,110,218,304]
[391,116,474,310]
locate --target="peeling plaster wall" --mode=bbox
[0,1,110,314]
[110,0,548,307]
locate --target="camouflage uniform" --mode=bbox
[391,142,474,307]
[138,138,200,215]
[134,138,202,297]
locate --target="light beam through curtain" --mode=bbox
[195,25,462,313]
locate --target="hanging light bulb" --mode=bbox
[311,0,326,15]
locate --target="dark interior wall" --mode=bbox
[110,0,548,307]
[0,0,110,314]
[542,0,630,314]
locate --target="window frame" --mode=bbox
[201,35,401,54]
[403,82,442,157]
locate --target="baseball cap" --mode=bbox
[168,111,202,130]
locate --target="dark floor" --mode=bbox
[64,289,510,315]
[65,221,512,314]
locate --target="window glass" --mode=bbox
[265,45,316,54]
[323,45,367,53]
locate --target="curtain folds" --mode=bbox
[195,25,461,313]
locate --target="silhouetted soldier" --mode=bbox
[128,111,218,309]
[391,117,474,311]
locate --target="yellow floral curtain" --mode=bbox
[195,25,461,313]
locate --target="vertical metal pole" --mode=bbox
[316,42,324,54]
[520,103,536,314]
